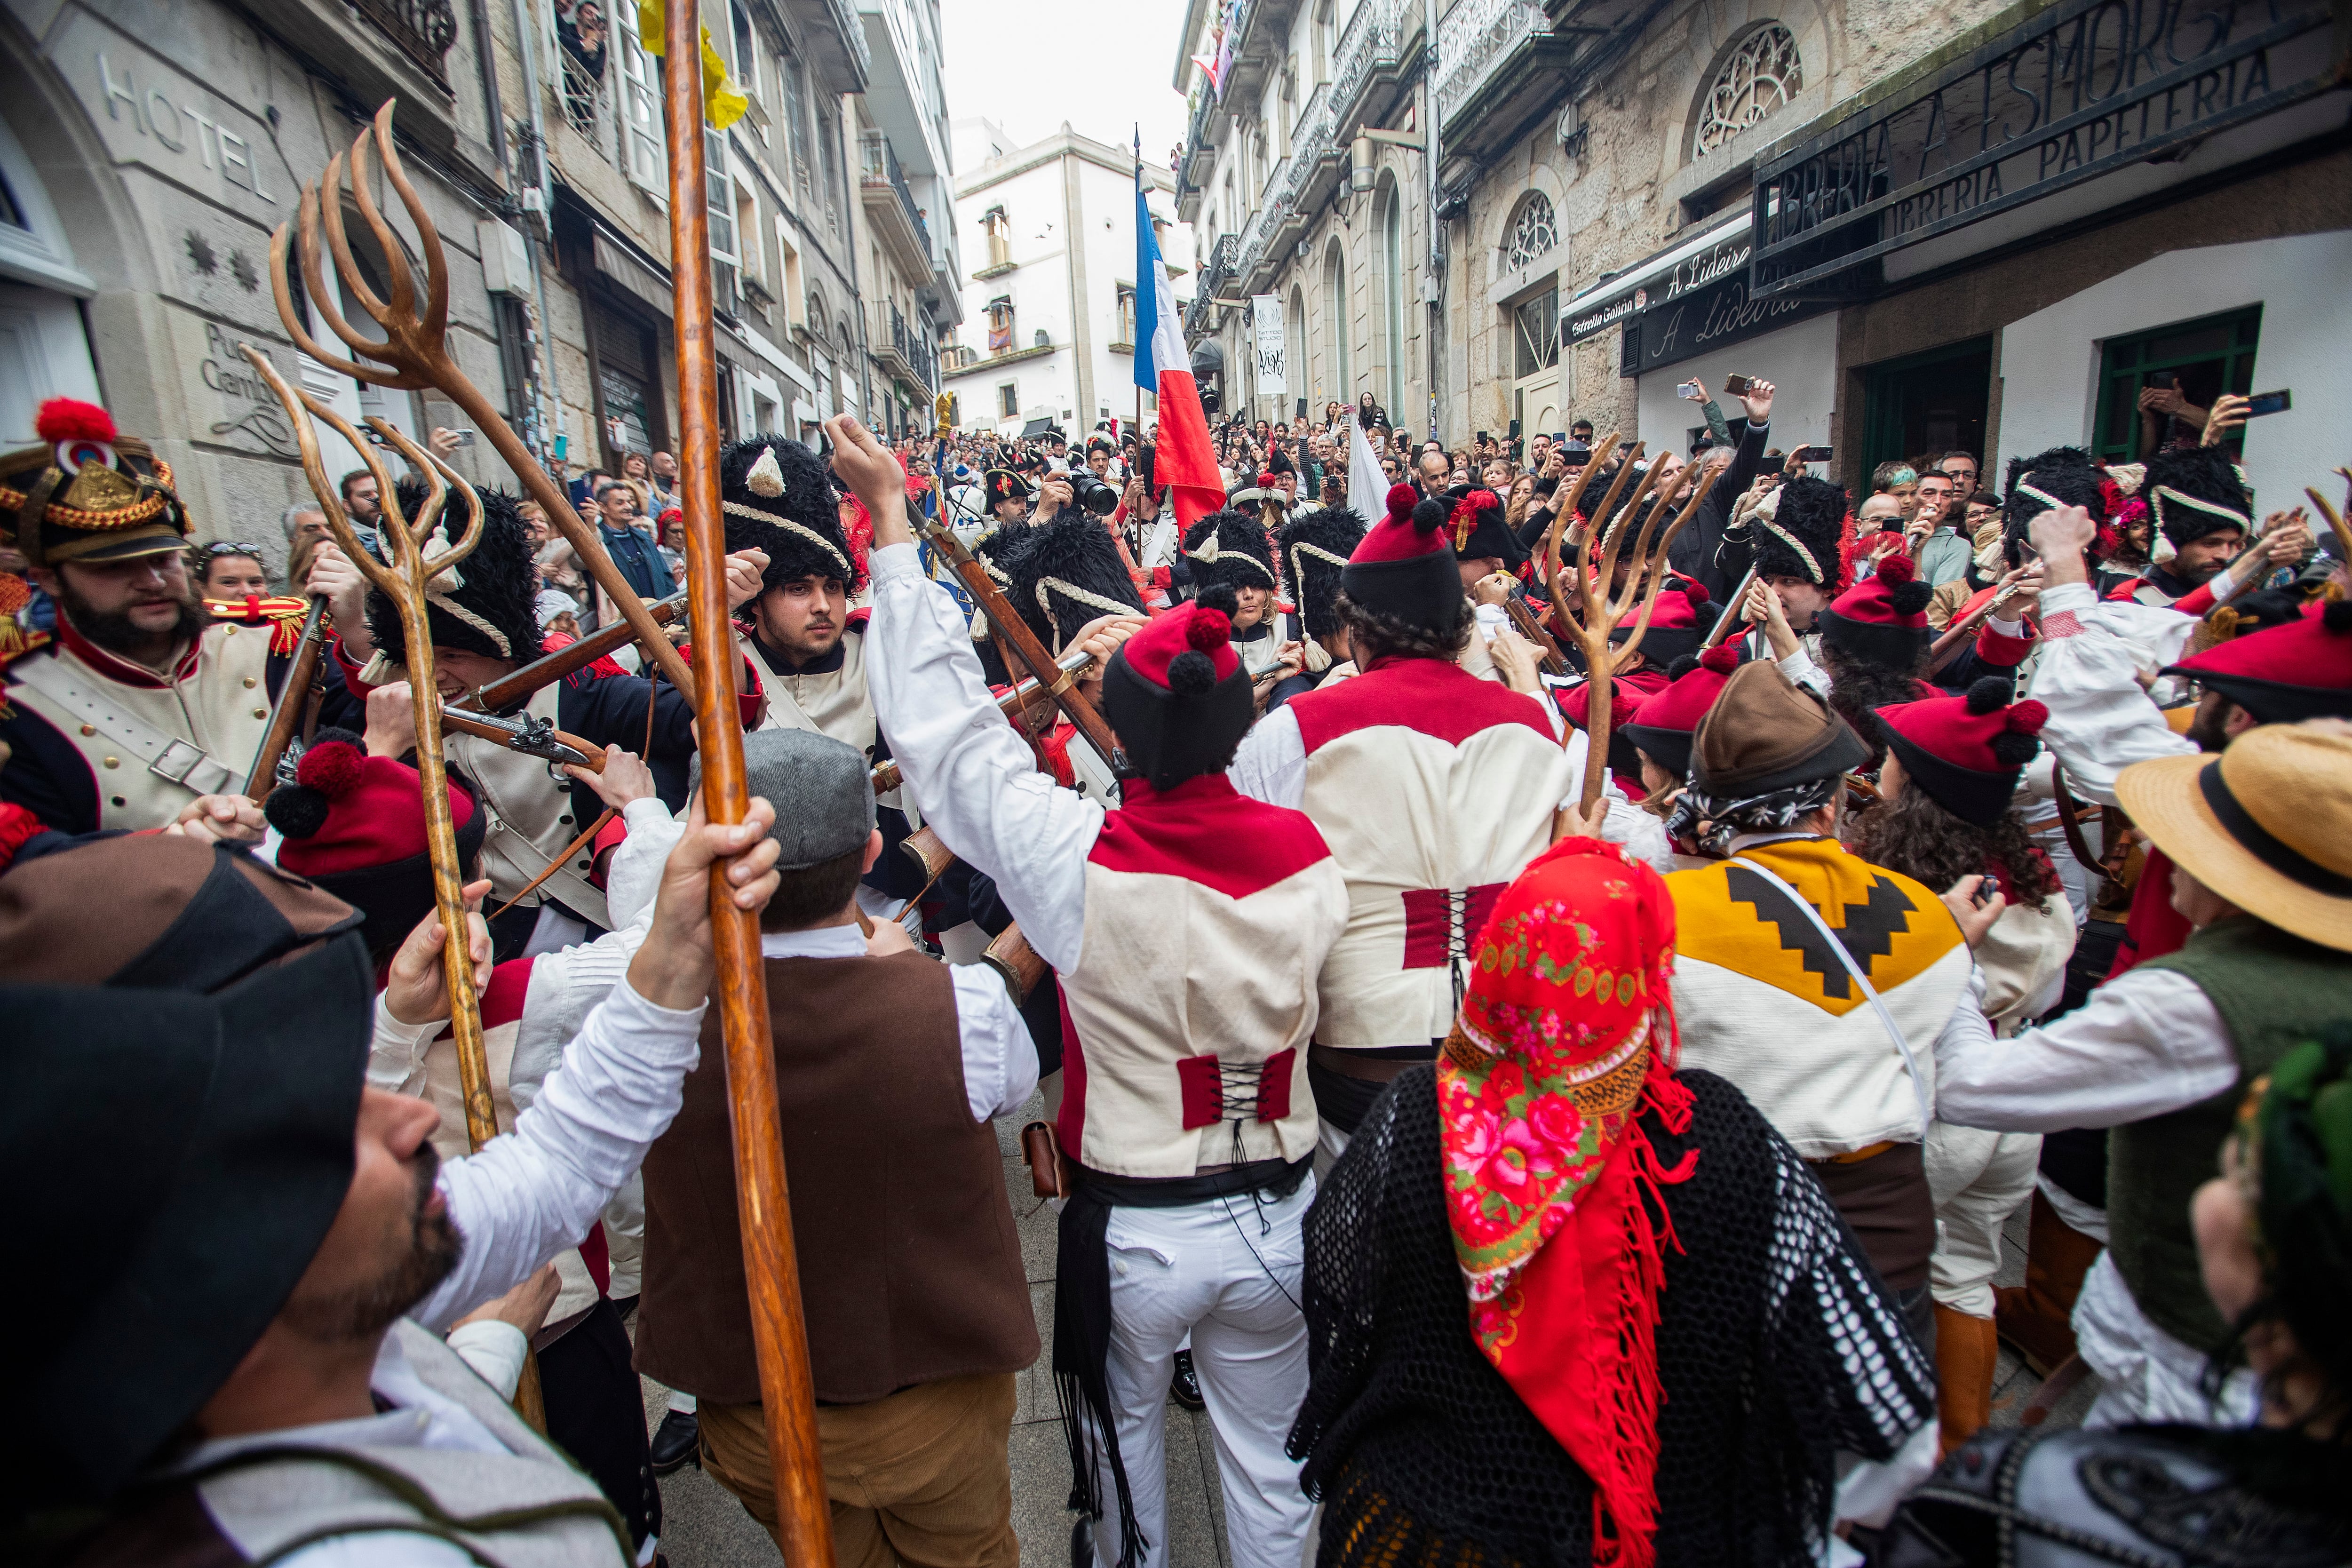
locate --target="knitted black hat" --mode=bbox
[1872,677,2050,828]
[1278,506,1366,640]
[1999,446,2108,567]
[1103,585,1255,793]
[1008,513,1143,653]
[719,434,858,590]
[1819,552,1934,671]
[2145,445,2252,549]
[1750,477,1848,587]
[365,483,543,669]
[1183,509,1279,595]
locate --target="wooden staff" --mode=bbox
[245,595,329,800]
[915,517,1128,771]
[1544,435,1724,811]
[1705,563,1759,651]
[264,104,696,703]
[659,12,833,1562]
[461,589,691,713]
[239,347,499,1155]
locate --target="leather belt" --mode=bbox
[1809,1140,1896,1167]
[1309,1043,1438,1084]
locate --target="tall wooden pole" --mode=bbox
[660,12,834,1564]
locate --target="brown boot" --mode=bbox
[1932,1305,1997,1456]
[1993,1190,2104,1377]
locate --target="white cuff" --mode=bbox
[1986,614,2027,638]
[445,1320,528,1400]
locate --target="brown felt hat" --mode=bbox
[1690,658,1871,795]
[2116,724,2352,952]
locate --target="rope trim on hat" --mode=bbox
[1754,517,1824,584]
[2151,484,2251,534]
[1185,532,1277,586]
[1034,575,1136,653]
[424,590,512,659]
[720,499,855,580]
[2014,479,2066,513]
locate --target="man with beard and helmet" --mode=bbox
[0,804,782,1563]
[1994,502,2352,1379]
[1268,505,1365,711]
[2110,444,2308,612]
[1229,481,1577,1160]
[331,484,765,959]
[837,411,1348,1568]
[1182,508,1293,696]
[0,398,324,836]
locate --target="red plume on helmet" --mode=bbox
[35,398,117,447]
[1450,488,1500,553]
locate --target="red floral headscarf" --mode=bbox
[1439,836,1694,1568]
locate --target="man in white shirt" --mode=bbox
[2,801,780,1564]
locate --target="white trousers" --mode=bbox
[1092,1177,1316,1568]
[1923,1122,2042,1317]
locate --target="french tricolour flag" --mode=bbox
[1135,173,1224,532]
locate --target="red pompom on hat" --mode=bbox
[1820,550,1934,669]
[1344,481,1463,636]
[1257,470,1281,489]
[1870,676,2046,826]
[2161,599,2352,724]
[1622,644,1743,780]
[1102,587,1254,793]
[265,728,487,957]
[36,398,117,446]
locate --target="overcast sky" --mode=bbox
[939,0,1193,169]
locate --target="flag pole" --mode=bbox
[657,8,834,1562]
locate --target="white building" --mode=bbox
[945,119,1195,438]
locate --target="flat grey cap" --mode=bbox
[690,728,876,869]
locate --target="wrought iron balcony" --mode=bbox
[859,131,934,279]
[1332,0,1403,132]
[874,301,938,393]
[353,0,459,84]
[1205,232,1240,294]
[1278,84,1335,212]
[1432,0,1549,129]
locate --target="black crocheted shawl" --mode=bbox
[1287,1067,1933,1568]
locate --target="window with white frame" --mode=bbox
[707,128,740,311]
[617,25,664,187]
[1115,285,1136,346]
[998,382,1018,417]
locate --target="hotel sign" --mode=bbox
[1750,0,2336,296]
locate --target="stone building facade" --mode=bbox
[0,0,961,576]
[1175,0,2348,508]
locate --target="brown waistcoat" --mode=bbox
[634,950,1038,1406]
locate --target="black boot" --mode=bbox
[1168,1349,1204,1411]
[649,1408,700,1475]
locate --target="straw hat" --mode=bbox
[2116,724,2352,951]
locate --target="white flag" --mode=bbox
[1347,413,1387,523]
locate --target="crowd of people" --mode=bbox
[1,366,2347,1568]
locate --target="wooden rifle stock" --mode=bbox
[464,591,691,713]
[1501,595,1568,676]
[866,643,1097,799]
[246,596,329,800]
[915,517,1127,771]
[1705,565,1758,650]
[982,922,1049,1008]
[435,707,608,772]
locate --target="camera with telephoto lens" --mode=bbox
[1054,465,1119,516]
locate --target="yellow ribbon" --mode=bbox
[635,0,752,130]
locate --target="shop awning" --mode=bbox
[1190,339,1225,378]
[1020,416,1056,438]
[1561,212,1753,347]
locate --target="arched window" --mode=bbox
[1502,192,1557,272]
[1693,24,1802,160]
[1379,180,1406,419]
[1320,240,1350,398]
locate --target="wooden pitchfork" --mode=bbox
[1544,434,1726,812]
[264,103,697,702]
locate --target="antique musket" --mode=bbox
[244,595,330,799]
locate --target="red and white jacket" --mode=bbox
[866,543,1347,1179]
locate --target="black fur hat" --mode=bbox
[718,434,858,590]
[1999,446,2108,568]
[1750,476,1848,587]
[2145,445,2252,549]
[1183,509,1278,596]
[1278,506,1366,640]
[1007,514,1143,653]
[365,483,543,669]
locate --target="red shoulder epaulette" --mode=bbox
[208,594,312,655]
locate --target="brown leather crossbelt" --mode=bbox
[1808,1140,1896,1167]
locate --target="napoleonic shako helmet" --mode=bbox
[0,398,191,568]
[719,435,860,591]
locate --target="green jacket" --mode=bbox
[2116,917,2349,1352]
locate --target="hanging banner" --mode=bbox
[1251,294,1286,397]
